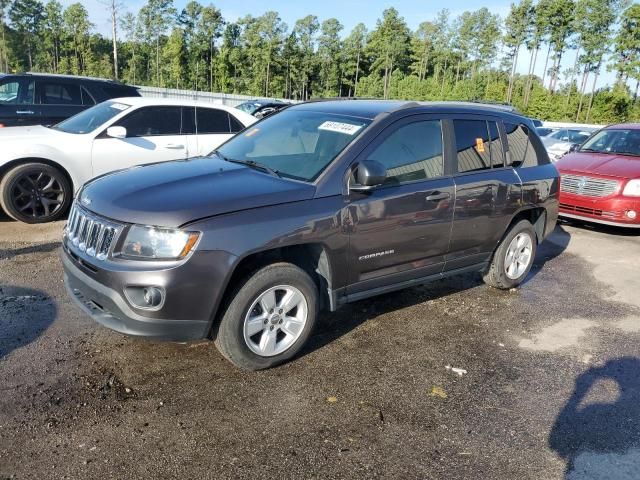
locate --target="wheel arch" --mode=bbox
[506,206,547,244]
[209,243,336,339]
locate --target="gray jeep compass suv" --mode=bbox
[62,100,559,370]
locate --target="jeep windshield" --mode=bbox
[215,109,371,182]
[580,129,640,157]
[52,101,131,134]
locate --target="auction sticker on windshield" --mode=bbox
[111,103,130,111]
[319,121,364,135]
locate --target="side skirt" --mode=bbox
[329,262,488,310]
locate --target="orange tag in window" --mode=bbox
[475,138,485,152]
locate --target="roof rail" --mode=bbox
[24,71,126,84]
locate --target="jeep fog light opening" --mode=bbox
[124,286,165,310]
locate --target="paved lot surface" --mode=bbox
[1,214,639,480]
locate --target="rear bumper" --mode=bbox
[559,193,640,228]
[62,249,213,341]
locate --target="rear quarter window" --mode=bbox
[504,123,544,168]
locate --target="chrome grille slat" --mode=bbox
[561,174,619,198]
[65,203,121,260]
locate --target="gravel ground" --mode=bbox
[0,215,639,480]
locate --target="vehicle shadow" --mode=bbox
[549,357,640,479]
[525,224,572,281]
[0,286,57,359]
[304,224,570,358]
[560,218,640,237]
[0,242,60,260]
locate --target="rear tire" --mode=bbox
[214,262,318,370]
[483,220,537,290]
[0,162,71,223]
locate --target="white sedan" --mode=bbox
[0,97,256,223]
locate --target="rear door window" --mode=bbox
[454,120,491,173]
[116,106,183,137]
[196,108,231,134]
[39,81,82,105]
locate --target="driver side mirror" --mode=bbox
[569,143,579,153]
[106,126,127,139]
[350,160,387,192]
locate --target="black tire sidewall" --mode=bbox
[0,163,71,224]
[494,220,537,288]
[215,263,318,370]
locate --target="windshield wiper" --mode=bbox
[214,151,281,178]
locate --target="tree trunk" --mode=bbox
[266,61,270,97]
[524,46,539,108]
[28,39,33,71]
[564,48,580,114]
[507,45,519,103]
[111,1,119,80]
[634,79,639,103]
[156,36,160,86]
[1,22,6,72]
[585,67,600,123]
[550,50,563,92]
[541,44,551,91]
[576,66,589,121]
[210,40,214,92]
[354,46,360,97]
[441,59,449,97]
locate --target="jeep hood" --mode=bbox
[556,151,640,179]
[80,156,316,227]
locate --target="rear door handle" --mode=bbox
[164,143,184,149]
[16,110,34,115]
[426,192,451,201]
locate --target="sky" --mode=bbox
[61,0,619,88]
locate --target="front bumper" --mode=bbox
[63,251,211,340]
[559,193,640,228]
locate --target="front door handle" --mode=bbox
[16,110,34,115]
[426,192,451,201]
[164,143,184,149]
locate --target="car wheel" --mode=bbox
[0,162,71,224]
[214,262,318,370]
[483,219,537,290]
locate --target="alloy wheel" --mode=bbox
[243,285,308,357]
[504,232,533,280]
[9,170,65,219]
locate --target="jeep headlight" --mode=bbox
[121,226,200,260]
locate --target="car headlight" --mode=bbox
[623,179,640,197]
[120,226,200,260]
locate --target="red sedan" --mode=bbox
[556,123,640,228]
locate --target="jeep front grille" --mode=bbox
[561,174,620,198]
[66,204,121,260]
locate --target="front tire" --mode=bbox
[214,262,318,370]
[0,162,71,223]
[483,220,537,290]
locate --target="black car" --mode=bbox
[235,99,289,119]
[0,73,140,127]
[62,100,559,370]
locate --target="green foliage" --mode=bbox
[0,0,638,123]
